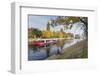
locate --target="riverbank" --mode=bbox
[47,39,88,59]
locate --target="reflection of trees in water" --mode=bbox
[47,39,66,56]
[28,39,71,58]
[56,39,66,49]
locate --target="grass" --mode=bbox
[81,47,88,58]
[47,39,88,59]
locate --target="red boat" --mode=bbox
[32,41,47,47]
[32,40,57,47]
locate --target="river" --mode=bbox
[28,39,83,60]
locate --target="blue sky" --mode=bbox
[28,15,57,30]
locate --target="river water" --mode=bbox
[28,39,83,60]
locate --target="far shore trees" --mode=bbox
[28,28,42,38]
[28,27,74,39]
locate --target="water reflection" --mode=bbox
[28,47,47,60]
[28,39,82,60]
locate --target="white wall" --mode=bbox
[0,0,100,76]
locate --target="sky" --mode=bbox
[28,15,57,30]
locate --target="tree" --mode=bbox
[32,28,42,38]
[28,28,35,38]
[51,16,88,38]
[47,22,51,31]
[42,21,53,38]
[79,17,88,37]
[43,31,53,38]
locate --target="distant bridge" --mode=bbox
[28,38,71,42]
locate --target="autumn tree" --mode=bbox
[51,16,88,38]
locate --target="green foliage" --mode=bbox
[81,47,88,58]
[28,28,34,38]
[28,28,42,38]
[32,28,42,38]
[66,17,80,24]
[55,16,80,25]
